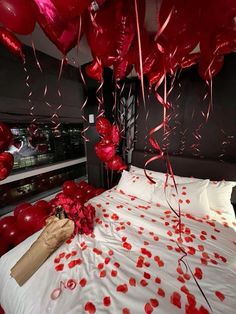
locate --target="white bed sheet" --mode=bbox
[0,188,236,314]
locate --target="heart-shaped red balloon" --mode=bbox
[95,142,116,162]
[14,203,33,218]
[0,0,36,35]
[85,59,103,81]
[107,155,127,172]
[95,117,111,136]
[33,0,80,55]
[0,122,13,153]
[53,0,91,19]
[0,27,24,59]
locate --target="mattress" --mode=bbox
[0,188,236,314]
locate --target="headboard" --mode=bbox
[131,150,236,204]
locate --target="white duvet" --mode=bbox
[0,188,236,314]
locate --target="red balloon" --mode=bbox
[86,1,117,65]
[63,180,78,197]
[34,200,50,214]
[33,0,80,55]
[53,0,91,19]
[0,152,14,167]
[14,232,28,246]
[14,203,33,218]
[85,59,103,81]
[17,205,47,235]
[95,142,116,162]
[77,180,89,189]
[0,238,9,256]
[0,0,36,35]
[0,216,16,236]
[0,27,24,59]
[0,122,13,153]
[2,222,20,246]
[0,155,13,181]
[95,117,111,136]
[107,155,127,172]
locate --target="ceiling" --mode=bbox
[18,1,160,67]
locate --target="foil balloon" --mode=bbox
[86,0,117,66]
[0,0,36,35]
[33,0,80,55]
[0,152,14,167]
[1,222,20,246]
[95,142,116,162]
[0,122,13,153]
[107,155,126,172]
[52,0,92,19]
[0,28,24,59]
[85,59,103,81]
[95,117,111,136]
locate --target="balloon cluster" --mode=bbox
[0,1,235,81]
[95,117,127,171]
[0,201,49,257]
[0,122,14,181]
[0,180,104,257]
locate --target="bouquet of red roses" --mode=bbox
[53,193,96,235]
[11,191,96,286]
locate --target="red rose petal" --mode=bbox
[100,270,106,278]
[140,279,148,287]
[144,303,153,314]
[123,242,132,250]
[150,298,159,308]
[84,302,96,314]
[129,277,136,286]
[144,272,151,279]
[111,270,117,277]
[157,288,165,297]
[79,278,87,287]
[117,284,128,293]
[194,267,203,280]
[122,308,130,314]
[103,296,111,307]
[215,291,225,301]
[55,264,64,272]
[171,292,181,309]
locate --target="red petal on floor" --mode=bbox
[194,267,203,280]
[157,288,165,297]
[122,308,130,314]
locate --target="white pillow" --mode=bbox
[130,165,236,216]
[129,165,166,182]
[207,181,235,216]
[117,170,154,202]
[151,180,211,217]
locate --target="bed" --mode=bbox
[0,154,236,314]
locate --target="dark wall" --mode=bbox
[135,53,236,163]
[0,45,84,123]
